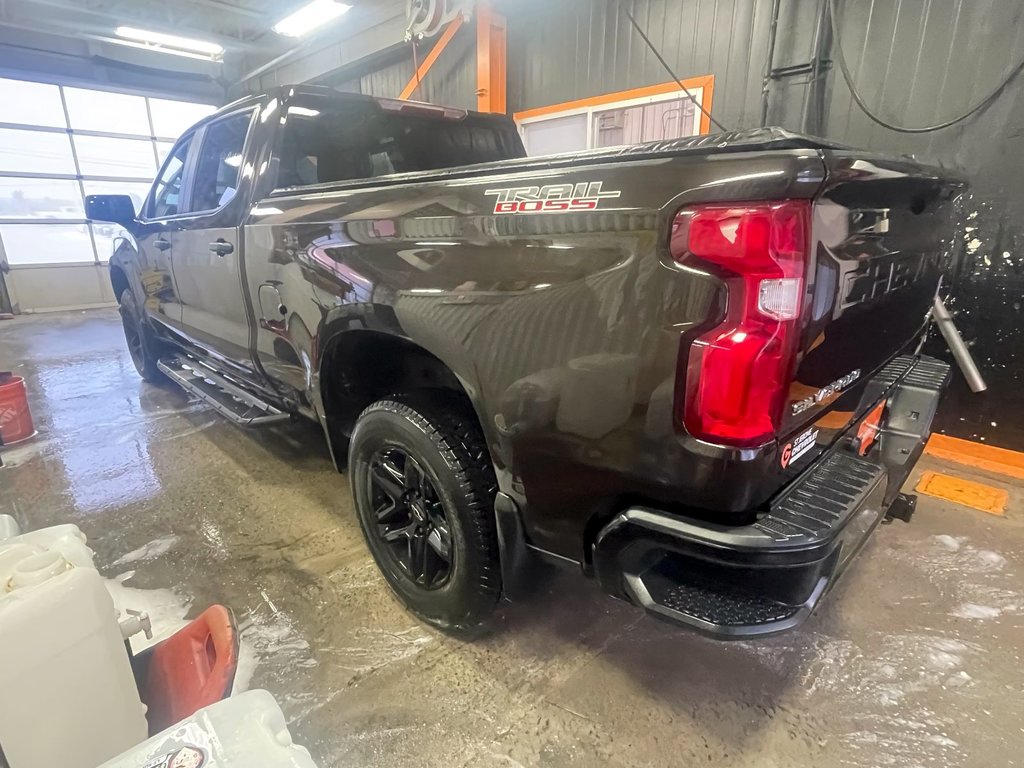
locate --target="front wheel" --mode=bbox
[349,393,501,634]
[118,288,165,382]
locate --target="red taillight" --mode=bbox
[671,201,811,447]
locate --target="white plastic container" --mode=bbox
[0,523,95,569]
[97,689,319,768]
[0,561,148,768]
[0,513,21,541]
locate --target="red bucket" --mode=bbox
[0,375,35,445]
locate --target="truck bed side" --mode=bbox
[244,148,827,561]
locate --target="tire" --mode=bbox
[349,393,501,634]
[118,288,165,382]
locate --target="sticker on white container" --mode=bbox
[142,745,206,768]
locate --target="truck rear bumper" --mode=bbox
[592,355,951,639]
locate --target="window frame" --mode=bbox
[181,108,258,218]
[269,94,525,194]
[144,131,197,222]
[513,76,715,154]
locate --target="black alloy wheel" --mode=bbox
[118,288,165,382]
[349,394,501,634]
[369,445,453,589]
[120,307,145,369]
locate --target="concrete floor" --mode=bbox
[1,309,1022,768]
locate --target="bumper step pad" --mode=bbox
[755,453,884,542]
[158,354,290,427]
[634,568,804,628]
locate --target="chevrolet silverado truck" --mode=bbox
[86,86,963,638]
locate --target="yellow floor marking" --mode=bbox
[916,470,1008,516]
[925,434,1024,481]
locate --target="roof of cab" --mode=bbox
[200,84,511,131]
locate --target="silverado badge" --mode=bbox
[791,369,862,415]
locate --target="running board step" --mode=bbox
[158,355,290,427]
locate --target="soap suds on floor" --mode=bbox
[111,535,181,567]
[952,603,1003,620]
[319,626,433,675]
[737,630,978,767]
[234,606,315,695]
[933,534,963,551]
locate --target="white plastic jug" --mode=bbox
[0,562,148,768]
[0,523,95,568]
[97,689,319,768]
[0,513,20,541]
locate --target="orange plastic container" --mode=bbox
[134,604,239,735]
[0,375,35,445]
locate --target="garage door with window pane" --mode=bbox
[0,77,216,267]
[516,79,711,156]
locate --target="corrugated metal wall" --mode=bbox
[825,0,1024,163]
[501,0,1022,195]
[505,0,772,129]
[308,0,1024,448]
[819,0,1024,449]
[496,0,1024,449]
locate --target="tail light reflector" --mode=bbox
[671,201,811,447]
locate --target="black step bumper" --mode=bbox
[592,355,950,639]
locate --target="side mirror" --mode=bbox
[85,194,137,229]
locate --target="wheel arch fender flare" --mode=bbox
[313,308,506,480]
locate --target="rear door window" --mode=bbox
[188,111,253,213]
[275,100,524,189]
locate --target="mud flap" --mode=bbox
[495,492,534,601]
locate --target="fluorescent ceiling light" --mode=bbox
[273,0,352,37]
[115,26,223,57]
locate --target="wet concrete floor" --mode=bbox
[1,309,1022,768]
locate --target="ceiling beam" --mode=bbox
[180,0,268,22]
[13,0,264,49]
[232,1,407,91]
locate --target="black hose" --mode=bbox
[829,0,1024,133]
[618,2,729,133]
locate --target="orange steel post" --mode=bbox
[399,16,465,101]
[475,1,506,113]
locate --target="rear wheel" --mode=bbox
[118,288,165,382]
[349,393,501,634]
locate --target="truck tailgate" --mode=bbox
[781,152,965,439]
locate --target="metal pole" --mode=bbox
[760,0,782,126]
[932,295,987,393]
[802,0,833,135]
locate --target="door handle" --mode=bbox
[154,238,171,252]
[209,239,234,257]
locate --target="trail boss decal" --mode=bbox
[484,182,621,214]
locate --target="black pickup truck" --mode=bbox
[87,86,963,638]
